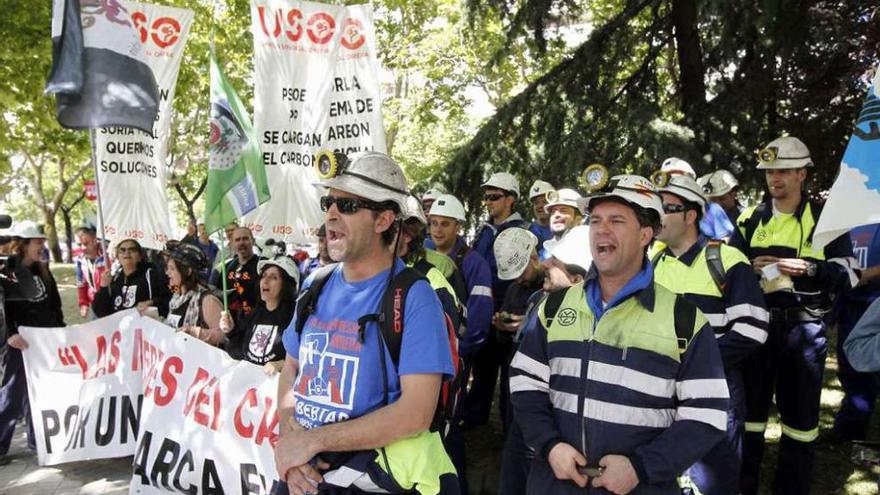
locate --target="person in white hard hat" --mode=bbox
[491,228,543,433]
[528,180,555,243]
[699,168,742,225]
[427,194,493,358]
[732,136,858,495]
[464,171,536,429]
[276,151,458,495]
[541,188,585,259]
[652,175,768,495]
[510,175,729,495]
[221,255,298,376]
[1,221,65,464]
[421,183,447,216]
[658,157,736,241]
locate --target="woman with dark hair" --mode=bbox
[93,239,171,318]
[1,221,64,464]
[221,256,299,375]
[163,241,224,346]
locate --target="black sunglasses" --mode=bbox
[662,203,688,214]
[483,193,507,202]
[320,195,394,215]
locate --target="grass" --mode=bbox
[48,264,879,494]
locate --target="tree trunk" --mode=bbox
[671,0,707,145]
[59,191,86,262]
[42,209,63,262]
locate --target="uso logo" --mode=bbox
[132,12,182,48]
[257,7,365,50]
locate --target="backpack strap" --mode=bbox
[704,241,727,293]
[541,287,570,327]
[376,267,426,365]
[454,244,470,273]
[651,248,664,266]
[293,263,339,335]
[673,294,697,353]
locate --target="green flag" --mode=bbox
[204,48,270,234]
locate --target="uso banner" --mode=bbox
[247,0,386,243]
[20,310,143,465]
[94,2,194,250]
[21,312,283,494]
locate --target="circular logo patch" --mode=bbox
[557,308,577,326]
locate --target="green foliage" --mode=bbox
[449,0,880,214]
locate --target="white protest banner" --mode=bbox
[21,310,143,466]
[95,2,194,250]
[247,0,386,243]
[131,317,282,494]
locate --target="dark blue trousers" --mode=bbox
[461,330,514,430]
[833,298,879,440]
[0,347,35,456]
[685,367,745,494]
[741,318,827,495]
[499,407,534,495]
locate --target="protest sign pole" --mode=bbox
[89,129,109,258]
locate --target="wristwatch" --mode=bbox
[805,261,817,277]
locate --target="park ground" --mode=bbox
[1,264,877,494]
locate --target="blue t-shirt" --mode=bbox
[282,260,453,429]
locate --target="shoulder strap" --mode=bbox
[454,244,470,272]
[412,258,433,277]
[673,294,697,353]
[376,267,425,365]
[704,241,726,293]
[293,263,338,335]
[542,287,570,327]
[651,249,664,266]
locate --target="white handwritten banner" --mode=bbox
[21,310,143,465]
[21,312,283,494]
[246,0,386,243]
[130,317,282,494]
[95,2,194,250]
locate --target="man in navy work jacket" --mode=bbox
[510,174,729,494]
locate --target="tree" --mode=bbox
[447,0,880,212]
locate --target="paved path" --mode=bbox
[0,424,130,495]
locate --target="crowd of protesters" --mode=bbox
[1,135,879,495]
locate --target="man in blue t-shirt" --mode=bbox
[275,151,458,495]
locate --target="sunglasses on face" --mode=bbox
[662,203,687,214]
[483,193,507,202]
[320,195,392,215]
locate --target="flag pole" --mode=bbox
[89,129,109,260]
[218,230,228,312]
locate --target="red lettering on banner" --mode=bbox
[154,356,183,407]
[151,17,181,48]
[132,11,149,43]
[340,18,365,50]
[285,9,304,41]
[257,6,282,38]
[234,388,280,446]
[234,388,258,438]
[183,368,222,431]
[131,12,183,48]
[307,12,336,44]
[131,327,143,372]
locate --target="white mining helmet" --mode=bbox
[494,227,538,281]
[429,194,467,223]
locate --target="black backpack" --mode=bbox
[294,264,462,438]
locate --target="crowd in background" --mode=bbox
[1,136,879,494]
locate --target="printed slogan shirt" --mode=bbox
[282,260,454,429]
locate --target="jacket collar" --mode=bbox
[585,258,655,318]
